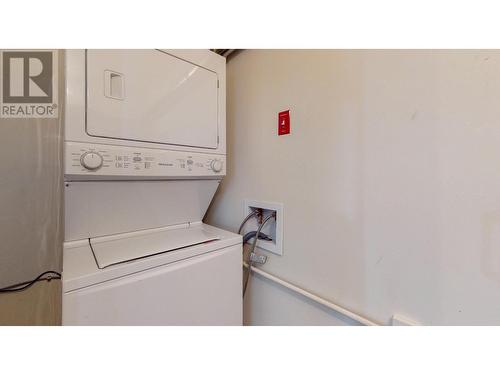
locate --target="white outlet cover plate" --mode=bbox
[244,199,283,256]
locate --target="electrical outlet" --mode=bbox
[249,252,267,264]
[244,200,283,256]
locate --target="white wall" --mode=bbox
[205,50,500,325]
[243,272,362,325]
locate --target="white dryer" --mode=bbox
[62,50,241,325]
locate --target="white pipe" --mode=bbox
[243,262,379,326]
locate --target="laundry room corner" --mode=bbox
[4,2,500,375]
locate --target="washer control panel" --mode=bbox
[66,142,226,178]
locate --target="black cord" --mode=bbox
[242,231,271,244]
[0,271,61,293]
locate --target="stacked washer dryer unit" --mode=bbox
[62,50,242,325]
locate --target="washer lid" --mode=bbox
[90,224,220,269]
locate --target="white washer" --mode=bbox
[62,50,241,325]
[63,223,241,325]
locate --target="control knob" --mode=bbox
[210,159,223,173]
[80,151,103,170]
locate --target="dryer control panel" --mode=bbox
[65,142,226,179]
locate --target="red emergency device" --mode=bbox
[278,110,290,136]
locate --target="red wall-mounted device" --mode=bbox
[278,110,290,136]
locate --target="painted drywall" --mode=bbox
[205,50,500,325]
[244,272,361,326]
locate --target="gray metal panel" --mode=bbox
[0,51,64,288]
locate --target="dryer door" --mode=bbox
[86,50,219,149]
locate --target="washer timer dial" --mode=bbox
[210,159,223,173]
[80,151,103,170]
